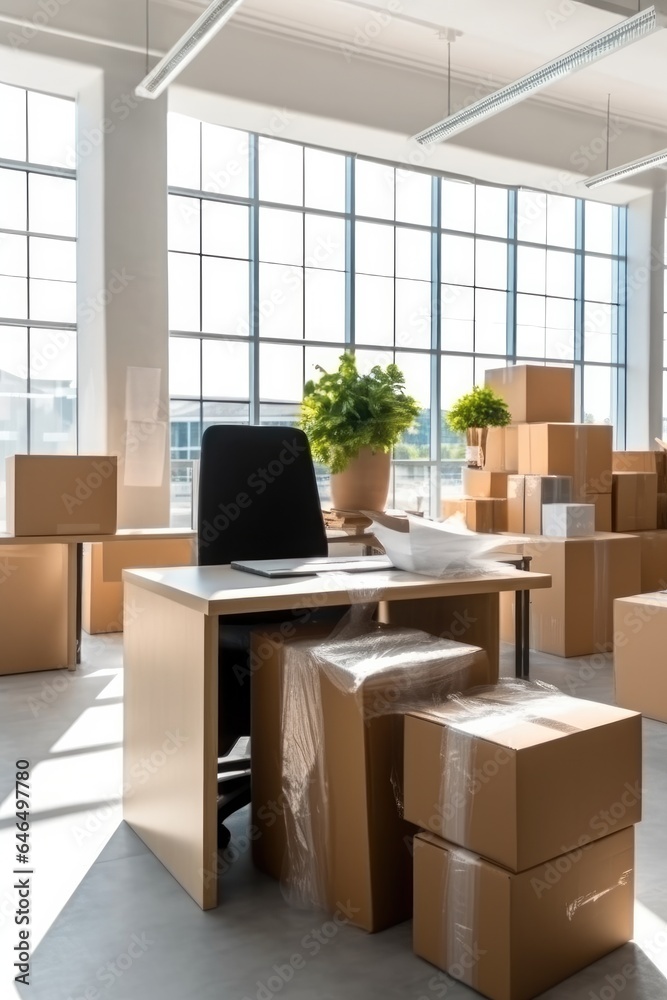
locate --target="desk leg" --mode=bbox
[515,587,523,680]
[522,588,531,679]
[123,583,219,909]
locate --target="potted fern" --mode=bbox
[300,354,420,511]
[446,385,511,468]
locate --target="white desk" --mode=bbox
[0,528,196,671]
[122,563,551,910]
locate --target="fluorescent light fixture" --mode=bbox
[585,146,667,188]
[135,0,246,99]
[413,6,664,145]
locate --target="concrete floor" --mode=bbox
[1,634,667,1000]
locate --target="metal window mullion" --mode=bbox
[574,199,586,422]
[346,155,355,350]
[430,175,442,520]
[614,206,628,448]
[507,189,517,361]
[250,134,260,424]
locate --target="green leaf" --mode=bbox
[445,385,512,434]
[299,353,421,473]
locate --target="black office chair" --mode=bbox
[198,424,343,848]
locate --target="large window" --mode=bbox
[167,112,626,520]
[0,83,77,524]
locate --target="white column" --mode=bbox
[625,188,665,448]
[77,63,171,527]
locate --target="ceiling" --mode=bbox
[155,0,667,131]
[0,0,664,131]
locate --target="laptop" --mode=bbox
[231,555,393,578]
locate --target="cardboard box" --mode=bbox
[82,538,196,633]
[483,426,518,473]
[586,492,613,532]
[506,476,525,534]
[413,827,635,1000]
[462,469,509,499]
[500,534,641,656]
[612,472,657,532]
[442,498,507,533]
[250,625,491,932]
[6,455,117,536]
[542,503,595,538]
[506,475,573,534]
[615,594,667,723]
[613,450,667,491]
[630,530,667,593]
[658,494,667,529]
[0,544,70,673]
[404,687,641,871]
[485,365,574,424]
[518,423,613,500]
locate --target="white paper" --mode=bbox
[123,420,167,487]
[125,367,162,422]
[372,513,520,577]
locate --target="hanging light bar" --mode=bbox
[413,6,664,145]
[135,0,246,100]
[585,146,667,188]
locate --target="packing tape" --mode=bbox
[444,847,481,988]
[566,869,633,922]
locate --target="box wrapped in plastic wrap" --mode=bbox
[404,679,641,872]
[250,620,491,932]
[413,826,635,1000]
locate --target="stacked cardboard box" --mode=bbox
[482,366,611,532]
[615,593,667,723]
[506,474,572,534]
[629,530,667,592]
[405,685,641,1000]
[483,425,518,473]
[612,472,657,531]
[499,533,641,656]
[441,498,507,533]
[82,538,196,634]
[250,624,491,932]
[6,455,118,535]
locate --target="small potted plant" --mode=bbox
[446,385,511,468]
[300,354,420,511]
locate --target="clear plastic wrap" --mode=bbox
[278,615,490,926]
[436,679,570,848]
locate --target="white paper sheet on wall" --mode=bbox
[125,367,162,422]
[123,420,167,487]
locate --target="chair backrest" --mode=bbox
[198,424,329,566]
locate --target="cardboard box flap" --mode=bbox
[407,682,638,752]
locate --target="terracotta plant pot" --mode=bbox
[466,427,489,469]
[330,448,391,512]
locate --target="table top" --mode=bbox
[0,527,196,546]
[123,564,551,617]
